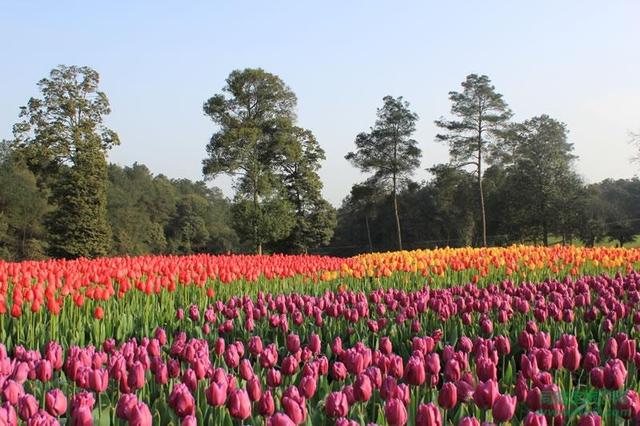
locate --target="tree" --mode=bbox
[202,68,298,253]
[499,115,579,245]
[0,143,49,260]
[274,128,336,253]
[346,96,421,250]
[427,164,476,246]
[12,65,119,258]
[590,179,640,246]
[631,130,640,164]
[349,179,384,252]
[435,74,512,246]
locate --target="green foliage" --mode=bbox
[203,68,334,253]
[496,115,582,245]
[435,74,512,246]
[47,141,112,258]
[11,65,118,258]
[272,128,336,253]
[346,96,421,250]
[203,68,299,253]
[589,178,640,246]
[107,164,238,256]
[0,142,50,260]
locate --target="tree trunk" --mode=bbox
[393,174,403,251]
[478,153,487,247]
[477,113,487,247]
[253,185,261,255]
[365,215,373,252]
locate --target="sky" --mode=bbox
[1,1,639,205]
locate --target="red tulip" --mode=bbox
[93,306,104,320]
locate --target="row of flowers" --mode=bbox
[1,271,640,424]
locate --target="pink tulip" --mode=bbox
[129,402,153,426]
[384,398,407,426]
[205,380,227,407]
[45,389,67,417]
[267,413,296,426]
[577,413,601,426]
[17,394,39,421]
[325,391,349,418]
[258,390,275,417]
[523,412,548,426]
[438,382,457,409]
[116,394,138,420]
[226,389,251,420]
[247,377,262,402]
[416,402,442,426]
[404,356,426,386]
[169,383,195,418]
[492,394,516,422]
[0,402,17,426]
[473,379,498,410]
[180,415,197,426]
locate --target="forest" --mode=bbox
[1,65,639,261]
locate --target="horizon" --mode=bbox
[2,1,639,206]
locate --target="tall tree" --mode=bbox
[202,68,298,254]
[500,115,579,245]
[275,128,336,253]
[346,96,420,250]
[435,74,512,246]
[12,65,119,258]
[349,179,384,252]
[631,130,640,164]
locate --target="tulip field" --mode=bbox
[2,246,640,425]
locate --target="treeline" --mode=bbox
[0,65,639,261]
[0,155,239,260]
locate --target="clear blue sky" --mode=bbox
[1,1,639,205]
